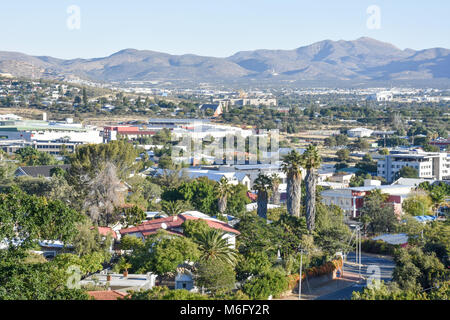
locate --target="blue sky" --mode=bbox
[0,0,449,59]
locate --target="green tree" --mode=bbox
[196,259,236,294]
[397,166,419,179]
[359,189,398,235]
[195,229,238,265]
[242,268,288,300]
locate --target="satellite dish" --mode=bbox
[161,223,167,230]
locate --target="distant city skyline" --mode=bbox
[0,1,449,59]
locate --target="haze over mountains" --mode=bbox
[1,37,449,85]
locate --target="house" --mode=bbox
[15,165,71,178]
[80,272,157,292]
[199,103,224,118]
[175,270,195,291]
[119,211,240,248]
[87,290,128,300]
[347,128,374,138]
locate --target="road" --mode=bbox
[315,252,395,300]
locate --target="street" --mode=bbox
[315,252,395,300]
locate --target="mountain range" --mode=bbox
[1,37,449,85]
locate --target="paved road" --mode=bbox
[315,253,395,300]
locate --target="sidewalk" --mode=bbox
[275,270,362,300]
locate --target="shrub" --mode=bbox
[242,268,289,300]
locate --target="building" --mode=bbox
[103,126,156,142]
[347,127,374,138]
[321,184,414,218]
[15,165,70,178]
[377,151,450,183]
[367,91,394,102]
[199,102,226,117]
[119,211,240,248]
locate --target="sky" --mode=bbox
[0,0,449,59]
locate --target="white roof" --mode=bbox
[246,203,281,212]
[372,233,408,245]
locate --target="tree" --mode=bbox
[359,189,398,235]
[282,150,303,218]
[15,147,58,166]
[160,200,188,216]
[216,177,232,216]
[121,205,146,227]
[226,184,251,216]
[0,186,84,252]
[402,191,433,216]
[196,259,236,294]
[120,234,145,251]
[270,174,281,205]
[124,286,208,300]
[71,220,112,257]
[393,246,447,292]
[236,251,272,282]
[195,229,238,265]
[253,173,272,220]
[355,153,378,173]
[0,260,89,300]
[302,144,321,232]
[397,166,419,179]
[128,232,200,276]
[82,162,125,226]
[164,177,217,215]
[242,268,288,300]
[67,140,138,193]
[336,148,350,162]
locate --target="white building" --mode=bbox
[347,127,374,138]
[377,151,450,183]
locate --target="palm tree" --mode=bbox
[270,173,281,205]
[282,150,304,218]
[161,200,186,216]
[216,177,232,216]
[195,229,238,265]
[301,144,322,232]
[253,173,273,219]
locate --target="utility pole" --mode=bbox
[299,249,303,300]
[359,227,362,279]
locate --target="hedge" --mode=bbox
[361,239,399,256]
[287,257,343,290]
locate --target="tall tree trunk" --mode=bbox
[218,196,227,216]
[287,173,302,218]
[257,191,268,219]
[272,189,280,205]
[305,169,316,231]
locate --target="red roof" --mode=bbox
[120,214,240,237]
[96,227,117,239]
[87,290,127,300]
[247,191,257,201]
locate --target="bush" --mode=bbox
[361,239,398,256]
[242,268,289,300]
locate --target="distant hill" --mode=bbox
[1,37,449,85]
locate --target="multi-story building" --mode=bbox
[321,183,414,218]
[377,151,450,183]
